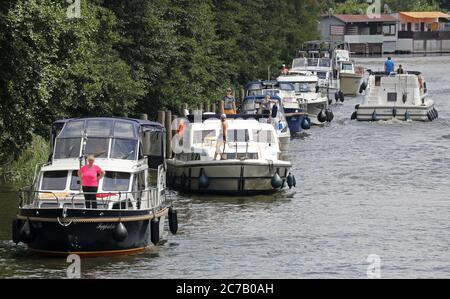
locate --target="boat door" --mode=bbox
[142,126,166,169]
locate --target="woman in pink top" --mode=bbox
[77,155,105,209]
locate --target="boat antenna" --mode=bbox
[79,128,88,191]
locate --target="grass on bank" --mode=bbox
[0,135,50,186]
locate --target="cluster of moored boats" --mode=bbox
[10,41,437,257]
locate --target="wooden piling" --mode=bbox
[139,113,148,120]
[157,110,165,126]
[165,110,172,159]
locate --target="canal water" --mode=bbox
[1,56,449,279]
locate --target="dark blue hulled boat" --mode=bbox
[12,117,178,256]
[239,94,291,153]
[244,80,307,135]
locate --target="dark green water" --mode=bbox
[1,56,450,278]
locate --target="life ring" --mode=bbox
[177,121,186,137]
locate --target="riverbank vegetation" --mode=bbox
[0,0,320,184]
[1,0,448,185]
[0,135,49,185]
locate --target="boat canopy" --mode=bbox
[245,80,295,91]
[50,118,165,168]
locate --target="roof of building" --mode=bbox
[327,14,398,23]
[399,12,450,19]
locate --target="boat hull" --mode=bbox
[279,134,290,153]
[14,208,168,256]
[356,105,436,121]
[306,99,329,126]
[340,73,363,96]
[167,160,292,195]
[284,109,306,134]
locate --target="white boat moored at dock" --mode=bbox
[353,71,437,122]
[167,116,295,195]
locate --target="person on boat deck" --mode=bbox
[384,57,395,73]
[214,114,229,161]
[259,95,272,114]
[397,64,405,74]
[221,88,237,115]
[280,64,289,75]
[78,155,105,209]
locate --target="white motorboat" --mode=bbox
[167,116,296,195]
[292,41,363,100]
[277,71,333,126]
[352,71,437,122]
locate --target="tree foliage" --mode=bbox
[0,0,319,165]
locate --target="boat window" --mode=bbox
[293,83,316,93]
[342,63,353,71]
[292,58,306,68]
[86,119,113,137]
[110,139,137,160]
[279,83,294,91]
[246,83,262,91]
[193,130,216,146]
[307,58,318,67]
[114,121,136,139]
[228,129,249,142]
[263,90,279,96]
[59,120,84,138]
[70,170,80,191]
[375,76,382,86]
[317,72,327,79]
[318,59,331,68]
[54,138,81,159]
[84,137,109,158]
[41,171,67,191]
[103,172,131,192]
[387,92,397,102]
[149,131,163,156]
[252,130,275,144]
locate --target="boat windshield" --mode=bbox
[307,58,319,67]
[54,119,138,160]
[318,58,331,68]
[317,72,327,79]
[292,82,317,93]
[193,130,217,146]
[292,58,306,69]
[252,129,276,144]
[342,63,353,71]
[227,129,249,142]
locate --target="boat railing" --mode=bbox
[19,188,166,211]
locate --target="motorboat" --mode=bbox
[277,71,334,126]
[352,71,437,122]
[166,115,296,195]
[244,80,307,136]
[12,117,178,256]
[292,41,363,100]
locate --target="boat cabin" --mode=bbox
[27,118,166,210]
[364,71,428,106]
[175,118,280,162]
